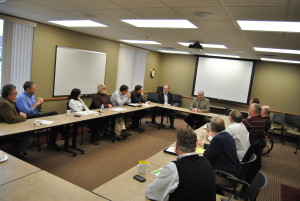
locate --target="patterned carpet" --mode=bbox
[24,117,300,201]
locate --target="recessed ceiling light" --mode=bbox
[261,58,300,64]
[254,47,300,55]
[237,21,300,33]
[194,12,214,18]
[120,40,161,45]
[121,19,197,28]
[205,53,240,58]
[178,42,227,49]
[158,50,190,54]
[48,20,107,27]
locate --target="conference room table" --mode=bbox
[92,119,231,201]
[0,152,41,186]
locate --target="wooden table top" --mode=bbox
[0,153,41,186]
[0,170,108,201]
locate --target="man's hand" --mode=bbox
[19,112,27,118]
[125,93,131,99]
[197,109,202,113]
[192,108,197,112]
[37,97,44,105]
[108,104,113,109]
[197,139,204,147]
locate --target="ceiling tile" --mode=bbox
[109,0,167,8]
[242,31,285,48]
[30,0,85,11]
[226,7,287,21]
[220,0,288,7]
[173,7,231,21]
[161,0,221,7]
[287,6,300,20]
[95,9,141,19]
[67,0,121,9]
[282,33,300,50]
[129,8,183,19]
[290,0,300,6]
[5,0,54,13]
[192,20,237,30]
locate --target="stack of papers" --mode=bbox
[151,168,163,176]
[40,120,54,125]
[109,108,127,112]
[76,111,98,115]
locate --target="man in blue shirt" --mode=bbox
[16,81,59,147]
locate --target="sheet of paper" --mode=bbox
[151,168,163,176]
[40,120,54,125]
[109,108,127,112]
[195,148,205,155]
[165,146,176,154]
[76,110,98,115]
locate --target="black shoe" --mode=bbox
[92,141,99,145]
[169,126,176,130]
[114,135,123,141]
[121,132,132,139]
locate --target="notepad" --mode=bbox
[40,120,54,125]
[151,168,163,176]
[76,111,98,115]
[195,148,205,155]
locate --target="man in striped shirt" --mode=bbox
[242,103,265,144]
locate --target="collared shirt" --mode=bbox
[90,93,112,109]
[110,90,131,106]
[68,98,89,112]
[226,122,250,161]
[16,91,40,116]
[145,153,198,201]
[164,93,168,105]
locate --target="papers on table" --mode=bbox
[164,146,205,155]
[109,108,127,112]
[128,103,142,107]
[40,120,54,125]
[195,148,205,155]
[76,111,98,115]
[151,168,163,176]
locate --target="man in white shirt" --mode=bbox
[145,129,216,201]
[226,110,250,161]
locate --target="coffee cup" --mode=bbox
[137,160,148,174]
[66,110,71,116]
[34,119,42,126]
[0,150,6,160]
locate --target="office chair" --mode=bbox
[271,113,286,144]
[145,92,162,129]
[156,86,163,93]
[221,171,268,201]
[286,116,300,154]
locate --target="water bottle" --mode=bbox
[100,104,104,114]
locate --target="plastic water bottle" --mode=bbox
[100,104,104,114]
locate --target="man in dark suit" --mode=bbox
[0,84,33,158]
[157,85,176,130]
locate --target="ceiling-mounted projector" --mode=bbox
[189,42,203,50]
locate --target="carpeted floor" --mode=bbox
[24,117,300,201]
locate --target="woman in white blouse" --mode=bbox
[68,88,99,145]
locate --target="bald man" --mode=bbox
[261,105,272,132]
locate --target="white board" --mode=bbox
[54,46,106,96]
[193,57,254,104]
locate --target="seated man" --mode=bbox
[157,84,176,130]
[110,84,132,140]
[249,97,260,105]
[226,110,250,161]
[145,129,216,201]
[16,81,59,148]
[0,84,33,158]
[198,116,240,188]
[242,103,265,144]
[184,91,210,129]
[261,105,272,132]
[130,85,149,130]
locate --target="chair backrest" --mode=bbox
[272,113,286,126]
[172,94,182,107]
[157,86,163,93]
[147,92,158,103]
[240,154,258,183]
[66,100,70,110]
[285,114,297,126]
[293,116,300,129]
[247,171,268,201]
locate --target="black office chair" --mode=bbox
[156,86,163,93]
[147,92,158,102]
[221,171,268,201]
[271,113,286,144]
[286,116,300,154]
[171,94,182,107]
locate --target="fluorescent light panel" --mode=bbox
[261,58,300,64]
[48,20,107,27]
[121,19,197,28]
[254,47,300,55]
[158,50,190,54]
[120,40,161,45]
[178,42,227,49]
[237,21,300,33]
[205,53,240,58]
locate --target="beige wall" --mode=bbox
[31,23,300,115]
